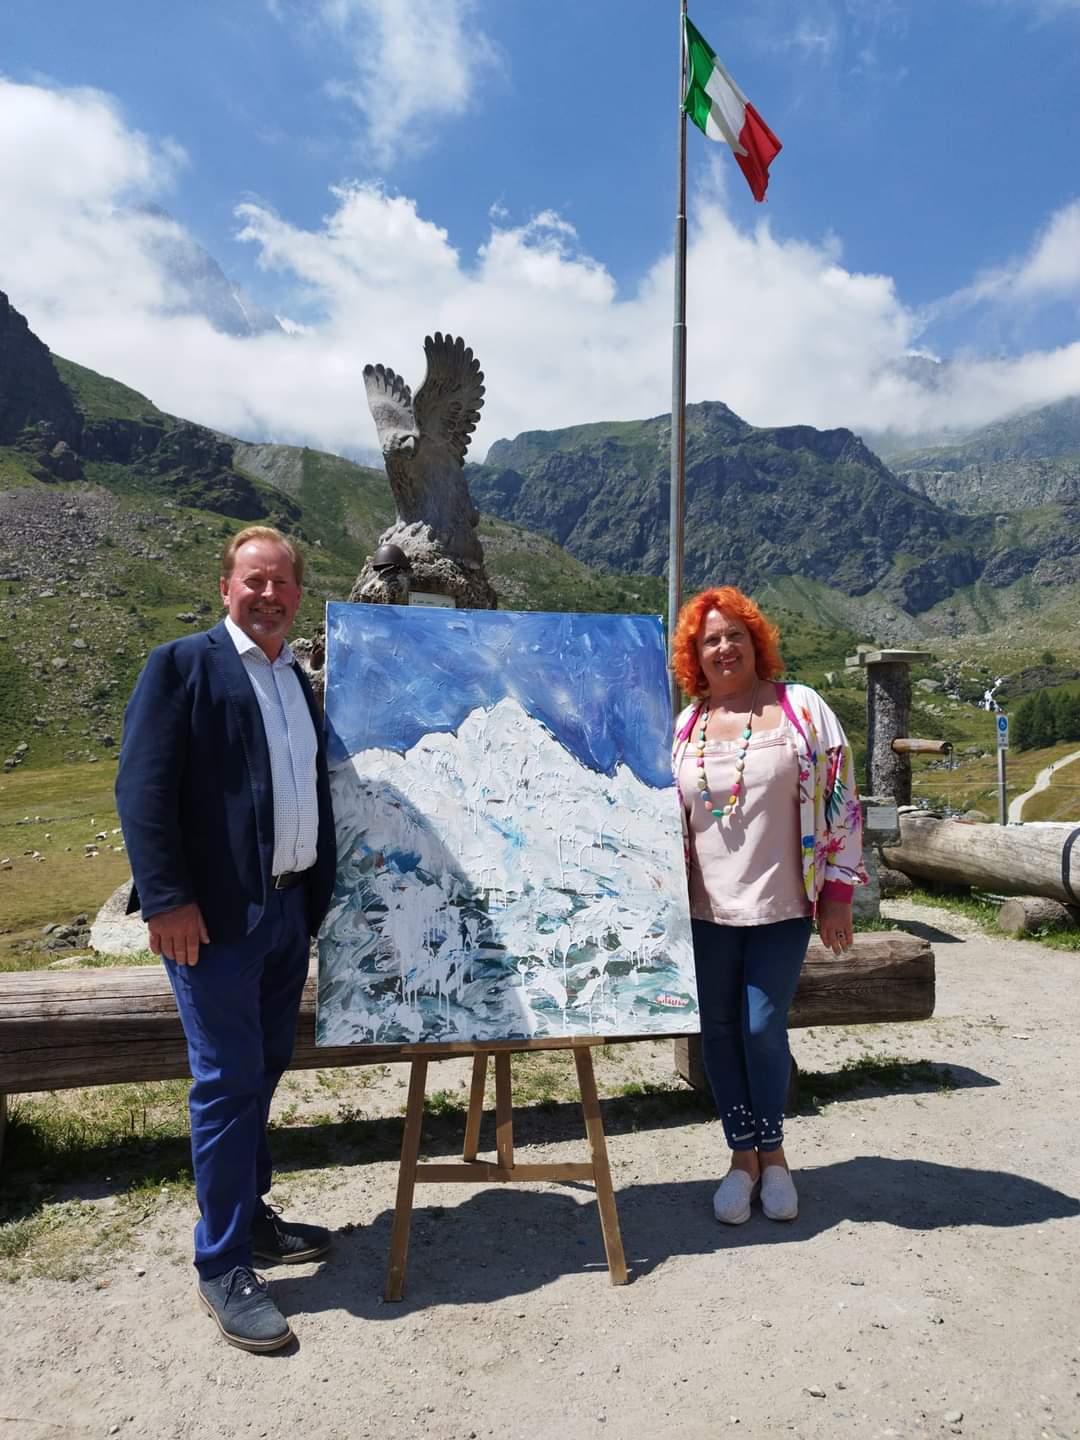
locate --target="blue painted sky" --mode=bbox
[324,604,674,789]
[3,1,1080,454]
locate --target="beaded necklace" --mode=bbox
[694,680,759,819]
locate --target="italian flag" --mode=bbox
[683,16,782,202]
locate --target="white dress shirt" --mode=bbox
[224,616,319,877]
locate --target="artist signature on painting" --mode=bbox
[653,992,692,1009]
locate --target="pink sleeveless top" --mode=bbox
[677,717,811,927]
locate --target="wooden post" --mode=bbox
[848,648,930,804]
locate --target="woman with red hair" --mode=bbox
[671,586,866,1224]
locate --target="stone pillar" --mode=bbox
[847,648,930,805]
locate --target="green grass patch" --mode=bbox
[0,447,40,489]
[4,1079,193,1177]
[425,1088,467,1116]
[64,948,157,968]
[1020,926,1080,952]
[508,1051,577,1109]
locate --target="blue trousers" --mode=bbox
[164,887,309,1279]
[691,917,812,1153]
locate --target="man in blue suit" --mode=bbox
[116,525,337,1352]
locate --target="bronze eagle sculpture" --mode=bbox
[353,332,496,608]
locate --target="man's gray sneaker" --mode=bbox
[252,1200,332,1266]
[197,1265,293,1352]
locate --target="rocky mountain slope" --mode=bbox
[467,401,1080,639]
[887,395,1080,514]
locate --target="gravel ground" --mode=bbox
[2,899,1078,1440]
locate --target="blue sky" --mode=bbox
[3,1,1080,455]
[324,604,673,787]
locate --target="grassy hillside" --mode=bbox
[52,356,166,424]
[1021,754,1080,821]
[0,761,130,969]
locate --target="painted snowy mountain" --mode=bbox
[317,696,695,1046]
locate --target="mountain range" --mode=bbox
[0,286,1077,766]
[467,398,1080,645]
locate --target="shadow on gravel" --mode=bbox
[2,1061,1000,1213]
[888,918,970,944]
[278,1158,1080,1320]
[794,1059,997,1113]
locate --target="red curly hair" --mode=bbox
[672,586,784,698]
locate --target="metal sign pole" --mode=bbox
[995,712,1010,825]
[997,747,1007,826]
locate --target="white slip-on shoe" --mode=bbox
[712,1169,760,1225]
[760,1165,799,1221]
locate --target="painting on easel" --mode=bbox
[316,604,696,1047]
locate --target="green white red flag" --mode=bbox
[683,16,782,202]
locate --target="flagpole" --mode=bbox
[667,0,689,714]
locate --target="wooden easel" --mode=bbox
[384,1040,628,1300]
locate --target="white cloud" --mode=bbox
[945,199,1080,314]
[316,0,498,163]
[788,20,839,60]
[2,77,1080,466]
[0,79,187,328]
[1014,201,1080,298]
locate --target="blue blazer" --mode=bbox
[116,621,337,942]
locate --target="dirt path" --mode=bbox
[2,901,1079,1440]
[1008,747,1080,821]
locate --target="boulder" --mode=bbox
[89,879,149,958]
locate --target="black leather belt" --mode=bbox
[273,869,310,890]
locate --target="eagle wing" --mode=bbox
[363,363,415,447]
[413,332,485,465]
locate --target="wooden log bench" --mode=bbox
[0,932,935,1164]
[673,930,936,1098]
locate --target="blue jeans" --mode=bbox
[691,917,812,1153]
[164,886,309,1279]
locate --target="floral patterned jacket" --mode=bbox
[672,681,868,916]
